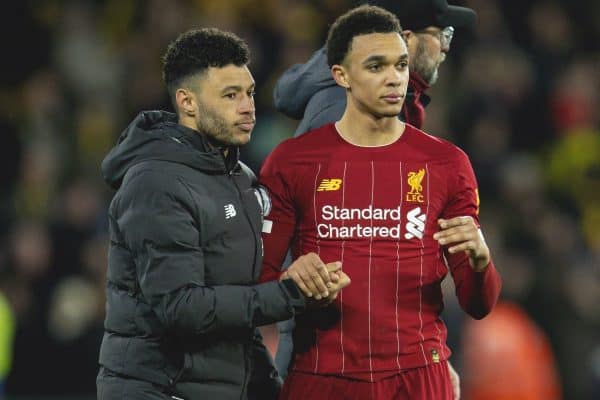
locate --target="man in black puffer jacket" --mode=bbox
[96,28,349,400]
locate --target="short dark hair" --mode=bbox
[162,28,250,97]
[326,5,402,67]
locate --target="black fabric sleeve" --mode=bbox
[117,169,305,336]
[247,329,282,400]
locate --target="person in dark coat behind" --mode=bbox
[96,28,349,400]
[274,0,476,134]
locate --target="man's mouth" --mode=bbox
[236,120,256,131]
[381,94,404,103]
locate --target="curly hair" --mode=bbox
[326,5,402,67]
[162,28,250,96]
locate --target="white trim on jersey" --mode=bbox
[429,163,447,359]
[312,163,322,374]
[395,162,403,371]
[340,161,348,375]
[367,161,375,382]
[417,163,429,364]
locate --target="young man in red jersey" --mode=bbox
[259,5,501,399]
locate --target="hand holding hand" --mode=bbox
[321,269,351,303]
[433,216,490,272]
[281,252,342,300]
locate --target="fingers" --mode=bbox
[318,271,351,305]
[434,217,477,247]
[287,253,339,300]
[296,264,328,299]
[285,267,314,298]
[438,216,472,229]
[328,270,341,284]
[326,271,351,297]
[306,254,333,298]
[326,261,342,273]
[434,229,473,246]
[435,217,491,271]
[447,241,477,255]
[338,271,351,288]
[329,272,350,290]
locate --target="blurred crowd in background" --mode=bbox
[0,0,598,399]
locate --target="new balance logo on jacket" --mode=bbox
[224,204,237,219]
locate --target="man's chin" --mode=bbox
[232,132,251,146]
[380,105,404,118]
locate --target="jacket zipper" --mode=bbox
[227,169,258,398]
[220,148,259,276]
[229,170,259,278]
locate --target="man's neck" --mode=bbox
[335,101,405,147]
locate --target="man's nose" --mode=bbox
[239,94,255,114]
[387,66,405,85]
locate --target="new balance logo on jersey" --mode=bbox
[224,204,237,219]
[317,178,342,191]
[404,207,426,239]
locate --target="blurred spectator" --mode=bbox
[461,301,562,400]
[0,291,15,396]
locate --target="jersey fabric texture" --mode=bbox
[280,362,452,400]
[272,46,431,379]
[259,123,501,381]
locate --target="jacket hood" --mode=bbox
[101,110,238,189]
[273,47,336,119]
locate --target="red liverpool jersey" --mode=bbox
[259,123,501,381]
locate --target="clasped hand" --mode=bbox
[433,216,490,272]
[281,252,350,304]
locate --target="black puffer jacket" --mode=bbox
[98,111,305,399]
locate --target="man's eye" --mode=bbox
[224,93,236,99]
[396,61,408,69]
[248,91,256,97]
[368,65,381,72]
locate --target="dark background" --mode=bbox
[0,0,598,399]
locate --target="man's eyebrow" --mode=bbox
[221,85,243,93]
[362,55,386,65]
[362,53,408,65]
[221,83,255,93]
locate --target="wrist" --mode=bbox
[471,257,490,272]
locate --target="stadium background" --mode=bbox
[0,0,598,398]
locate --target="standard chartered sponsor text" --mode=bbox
[318,223,402,238]
[321,205,401,221]
[319,205,402,238]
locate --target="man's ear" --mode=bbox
[175,88,196,117]
[331,65,350,89]
[402,30,416,47]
